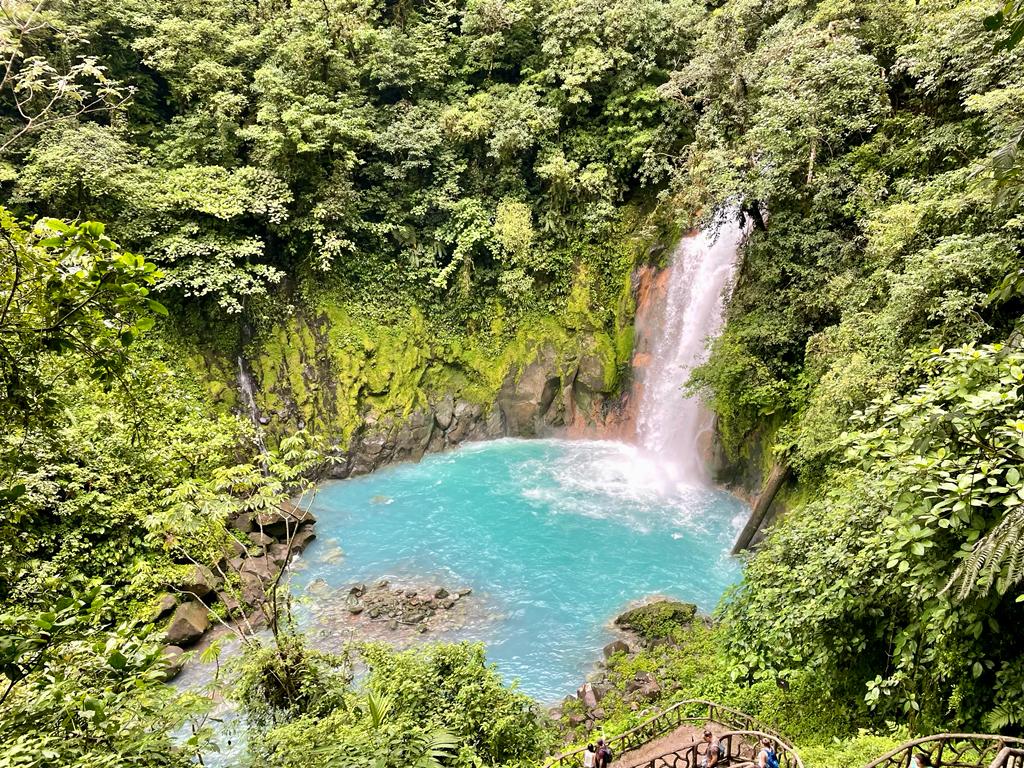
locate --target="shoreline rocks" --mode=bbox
[341,581,473,633]
[552,597,701,738]
[155,503,319,677]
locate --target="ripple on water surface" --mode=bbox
[290,438,746,702]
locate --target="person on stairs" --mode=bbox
[701,730,723,768]
[757,737,780,768]
[583,744,597,768]
[596,738,613,768]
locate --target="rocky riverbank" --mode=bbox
[549,598,702,738]
[154,502,318,676]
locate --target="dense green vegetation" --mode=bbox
[683,0,1024,736]
[1,0,1023,765]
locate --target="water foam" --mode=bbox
[635,210,748,484]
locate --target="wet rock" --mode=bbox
[165,602,210,646]
[350,583,367,597]
[345,594,364,614]
[603,639,630,658]
[498,343,561,436]
[457,588,473,597]
[435,395,455,430]
[266,543,291,567]
[161,645,186,680]
[392,410,433,463]
[447,401,482,443]
[292,526,317,554]
[576,353,610,393]
[434,587,449,599]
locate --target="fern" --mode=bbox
[984,701,1024,732]
[948,506,1024,601]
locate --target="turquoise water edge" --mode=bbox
[290,437,746,701]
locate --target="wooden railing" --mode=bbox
[623,730,804,768]
[988,747,1024,768]
[863,734,1024,768]
[543,699,790,768]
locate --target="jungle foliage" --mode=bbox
[2,0,1024,764]
[682,0,1024,737]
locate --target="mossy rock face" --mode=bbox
[614,599,697,639]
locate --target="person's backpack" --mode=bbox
[766,748,780,768]
[602,746,614,765]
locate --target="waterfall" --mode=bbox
[634,210,747,486]
[237,355,259,423]
[237,355,268,455]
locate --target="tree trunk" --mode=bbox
[732,460,790,553]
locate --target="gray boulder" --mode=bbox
[603,639,630,658]
[576,682,601,709]
[254,503,317,538]
[241,556,276,584]
[575,353,609,393]
[435,395,455,430]
[175,565,217,597]
[248,531,275,548]
[164,602,210,646]
[292,526,317,554]
[161,645,186,680]
[230,513,254,533]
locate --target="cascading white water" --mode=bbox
[237,355,260,424]
[635,210,747,487]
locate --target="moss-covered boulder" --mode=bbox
[614,599,697,640]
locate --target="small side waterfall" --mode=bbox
[237,355,260,424]
[237,355,268,455]
[634,210,747,486]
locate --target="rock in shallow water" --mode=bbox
[614,599,697,640]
